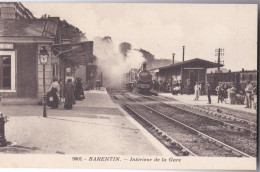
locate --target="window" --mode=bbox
[249,74,253,81]
[0,51,16,91]
[52,64,59,77]
[241,74,246,81]
[0,56,11,89]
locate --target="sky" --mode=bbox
[23,2,258,71]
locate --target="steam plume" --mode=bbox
[93,37,145,87]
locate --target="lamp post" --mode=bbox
[39,46,49,118]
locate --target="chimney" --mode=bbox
[172,53,175,64]
[182,46,185,62]
[143,62,147,71]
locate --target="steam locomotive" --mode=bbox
[124,63,152,94]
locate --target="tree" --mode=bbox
[119,42,132,57]
[137,48,155,62]
[102,36,112,42]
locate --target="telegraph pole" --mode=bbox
[215,48,224,73]
[182,46,185,62]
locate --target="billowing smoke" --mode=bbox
[93,36,145,87]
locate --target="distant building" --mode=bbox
[207,67,229,74]
[0,2,93,103]
[148,58,223,94]
[0,2,34,19]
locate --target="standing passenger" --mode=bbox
[74,78,83,100]
[206,82,211,104]
[179,80,183,95]
[64,79,76,110]
[201,81,204,95]
[199,81,202,96]
[47,78,60,109]
[245,80,253,108]
[215,82,223,103]
[58,78,64,102]
[187,79,191,95]
[79,79,85,100]
[194,82,200,101]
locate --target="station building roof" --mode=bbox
[148,58,224,71]
[0,19,58,38]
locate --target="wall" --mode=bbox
[2,43,38,98]
[16,43,38,97]
[0,3,15,19]
[0,2,34,19]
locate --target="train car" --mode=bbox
[207,69,257,95]
[124,68,138,91]
[239,70,257,90]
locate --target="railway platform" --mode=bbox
[0,88,173,155]
[158,93,257,114]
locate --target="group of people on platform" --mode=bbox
[46,77,85,110]
[152,80,184,94]
[152,78,256,109]
[195,80,257,109]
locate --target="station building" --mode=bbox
[149,58,223,94]
[0,2,93,103]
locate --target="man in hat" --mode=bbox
[215,82,223,103]
[179,80,183,95]
[206,82,211,104]
[64,79,76,110]
[186,79,191,95]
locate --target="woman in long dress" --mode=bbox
[64,79,76,110]
[47,78,60,109]
[194,82,200,101]
[58,78,64,102]
[74,78,85,100]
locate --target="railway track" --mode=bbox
[107,88,254,157]
[128,93,256,157]
[147,95,257,134]
[152,95,257,128]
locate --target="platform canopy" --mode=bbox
[149,58,224,71]
[52,41,93,58]
[51,41,94,67]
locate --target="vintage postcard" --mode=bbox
[0,1,258,171]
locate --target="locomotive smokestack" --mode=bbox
[142,62,147,71]
[172,53,175,64]
[182,46,185,62]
